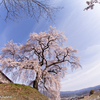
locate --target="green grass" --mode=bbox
[0,83,49,100]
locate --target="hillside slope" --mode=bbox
[0,83,49,100]
[60,85,100,98]
[81,91,100,100]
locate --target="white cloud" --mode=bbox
[85,45,100,55]
[61,44,100,91]
[0,26,11,48]
[61,61,100,91]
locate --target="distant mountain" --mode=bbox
[60,85,100,98]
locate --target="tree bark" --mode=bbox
[33,73,38,90]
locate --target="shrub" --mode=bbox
[90,90,94,95]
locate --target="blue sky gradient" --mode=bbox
[0,0,100,91]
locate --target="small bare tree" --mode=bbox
[84,0,100,10]
[0,0,61,22]
[0,27,81,100]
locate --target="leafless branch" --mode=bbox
[84,0,99,10]
[0,0,61,22]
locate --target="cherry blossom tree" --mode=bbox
[0,0,61,22]
[0,27,81,100]
[84,0,100,10]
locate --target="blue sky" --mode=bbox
[0,0,100,91]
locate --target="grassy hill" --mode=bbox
[0,83,49,100]
[81,91,100,100]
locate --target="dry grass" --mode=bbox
[0,83,49,100]
[80,91,100,100]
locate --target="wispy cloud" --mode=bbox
[0,26,11,48]
[61,62,100,91]
[85,45,100,55]
[61,44,100,91]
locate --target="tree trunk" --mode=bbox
[33,79,38,90]
[33,73,38,90]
